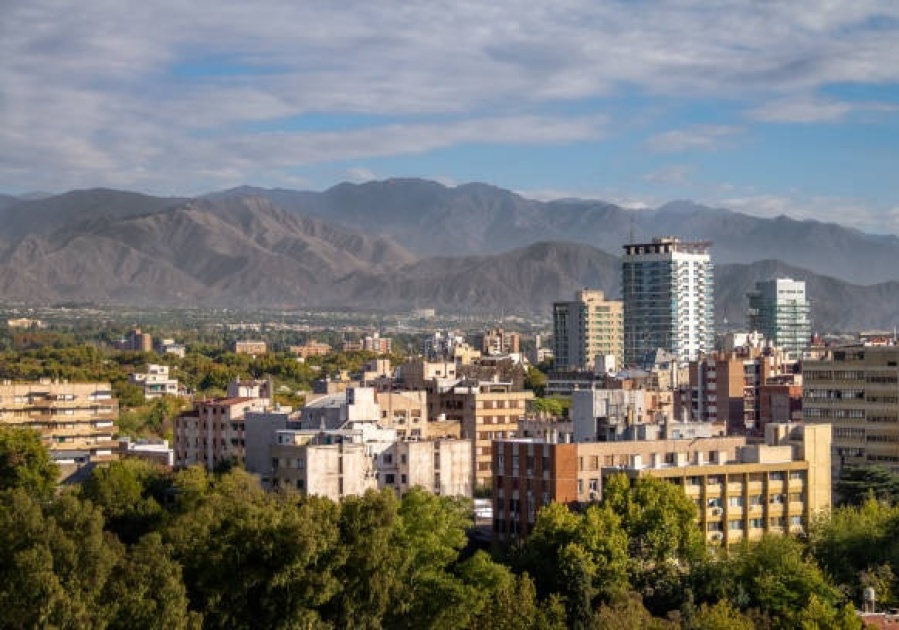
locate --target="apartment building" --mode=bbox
[290,340,332,358]
[680,348,798,435]
[552,289,623,371]
[476,328,521,356]
[270,426,473,501]
[804,344,899,474]
[747,278,811,359]
[363,333,392,355]
[622,237,714,365]
[492,423,830,544]
[173,378,272,469]
[234,340,267,355]
[0,380,119,465]
[435,380,533,488]
[129,364,179,400]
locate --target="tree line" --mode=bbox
[2,425,890,629]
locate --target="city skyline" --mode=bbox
[2,2,899,234]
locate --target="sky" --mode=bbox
[2,1,899,233]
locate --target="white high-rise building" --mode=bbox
[747,278,811,358]
[622,237,714,365]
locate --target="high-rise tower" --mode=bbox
[747,278,811,358]
[622,237,714,365]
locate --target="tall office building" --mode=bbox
[552,289,623,371]
[747,278,811,358]
[804,344,899,476]
[622,237,714,365]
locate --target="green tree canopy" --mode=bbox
[0,426,58,500]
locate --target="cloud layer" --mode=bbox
[2,0,898,226]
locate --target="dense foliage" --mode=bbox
[0,433,872,629]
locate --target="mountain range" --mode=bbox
[0,180,897,332]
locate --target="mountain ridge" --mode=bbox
[0,181,897,331]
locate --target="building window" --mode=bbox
[728,496,744,507]
[385,474,396,484]
[400,474,407,484]
[728,520,744,531]
[750,518,764,529]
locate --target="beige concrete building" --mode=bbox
[492,423,830,544]
[379,438,473,497]
[234,340,267,355]
[272,431,376,499]
[436,380,533,488]
[553,289,624,371]
[376,390,428,439]
[271,428,474,501]
[804,344,899,474]
[0,380,119,465]
[290,341,332,358]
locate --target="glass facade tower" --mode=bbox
[747,278,811,358]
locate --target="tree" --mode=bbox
[0,426,58,500]
[385,489,474,628]
[459,556,567,630]
[326,489,402,629]
[593,592,674,630]
[165,470,342,628]
[835,466,899,506]
[515,502,629,625]
[80,459,166,544]
[688,600,755,630]
[727,535,843,629]
[102,533,197,629]
[0,489,124,628]
[809,497,899,608]
[525,366,548,397]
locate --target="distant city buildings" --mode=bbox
[476,327,521,356]
[129,364,179,400]
[234,340,267,355]
[119,327,153,352]
[290,340,332,358]
[0,380,119,474]
[747,278,811,359]
[552,289,623,371]
[622,237,714,366]
[6,317,45,329]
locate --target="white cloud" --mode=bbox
[345,167,377,183]
[716,193,883,232]
[647,126,742,153]
[3,0,899,191]
[643,165,691,184]
[748,97,852,123]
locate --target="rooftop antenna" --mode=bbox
[629,213,635,244]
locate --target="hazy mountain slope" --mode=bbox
[715,260,899,333]
[0,194,19,212]
[330,241,622,314]
[212,179,899,285]
[645,201,899,284]
[0,188,188,242]
[0,196,416,307]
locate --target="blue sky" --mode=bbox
[2,1,898,232]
